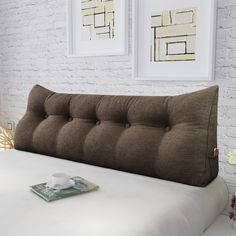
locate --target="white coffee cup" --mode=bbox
[51,173,70,187]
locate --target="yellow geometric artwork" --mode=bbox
[151,7,197,62]
[81,0,115,41]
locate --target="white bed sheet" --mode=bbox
[0,150,228,236]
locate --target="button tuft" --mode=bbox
[165,126,171,132]
[125,123,131,128]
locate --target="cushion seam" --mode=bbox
[205,90,218,183]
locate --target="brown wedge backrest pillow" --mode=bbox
[14,85,219,186]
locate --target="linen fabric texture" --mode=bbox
[14,85,219,187]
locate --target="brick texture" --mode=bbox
[0,0,236,192]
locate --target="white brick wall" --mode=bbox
[0,0,236,192]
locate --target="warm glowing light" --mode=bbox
[0,126,14,150]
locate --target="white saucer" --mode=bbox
[46,179,75,190]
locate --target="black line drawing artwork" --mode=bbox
[151,7,197,62]
[81,0,115,41]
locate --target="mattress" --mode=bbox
[0,150,228,236]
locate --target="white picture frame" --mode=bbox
[68,0,128,57]
[133,0,217,81]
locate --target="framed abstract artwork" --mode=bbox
[68,0,128,57]
[133,0,217,81]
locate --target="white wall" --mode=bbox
[0,0,236,192]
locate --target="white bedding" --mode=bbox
[0,150,228,236]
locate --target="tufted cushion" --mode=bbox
[14,85,219,186]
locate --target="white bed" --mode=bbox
[0,150,228,236]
